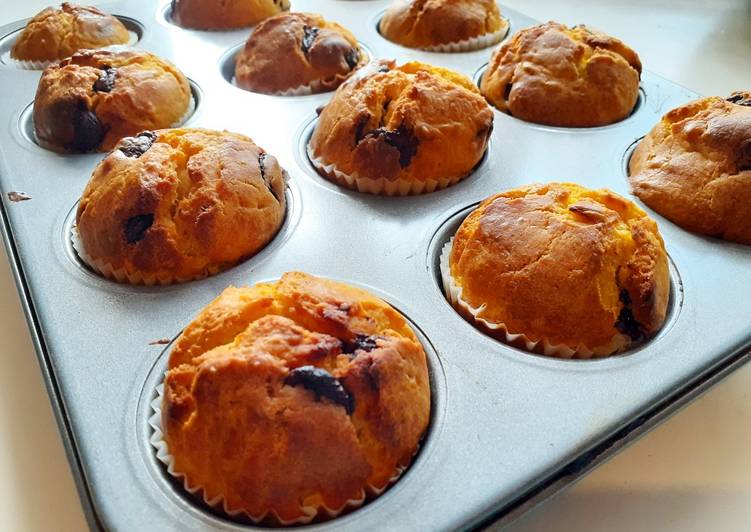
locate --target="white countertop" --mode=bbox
[0,1,749,530]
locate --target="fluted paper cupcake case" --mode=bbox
[418,18,509,53]
[439,238,630,358]
[5,31,140,70]
[71,225,219,285]
[148,379,407,525]
[307,143,466,196]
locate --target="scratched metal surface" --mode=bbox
[0,1,749,530]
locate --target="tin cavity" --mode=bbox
[0,16,145,69]
[427,202,684,361]
[136,293,447,527]
[18,79,202,152]
[473,63,647,130]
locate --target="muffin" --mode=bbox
[441,183,670,358]
[380,0,509,52]
[34,49,192,153]
[629,92,751,245]
[235,13,366,95]
[75,128,287,285]
[309,60,494,195]
[10,3,131,68]
[171,0,290,30]
[155,271,431,523]
[481,22,642,127]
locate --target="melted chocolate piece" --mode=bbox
[285,365,353,414]
[364,125,420,167]
[354,114,370,144]
[301,25,319,54]
[68,101,104,152]
[614,289,645,342]
[342,334,380,355]
[257,152,281,202]
[345,47,360,70]
[726,93,751,107]
[118,131,157,158]
[124,213,154,244]
[93,67,117,93]
[315,104,326,116]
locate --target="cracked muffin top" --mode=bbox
[235,12,366,95]
[481,22,642,127]
[11,3,130,64]
[162,271,431,523]
[380,0,507,50]
[629,92,751,245]
[34,49,191,153]
[75,128,286,285]
[309,60,493,193]
[171,0,290,30]
[448,183,670,356]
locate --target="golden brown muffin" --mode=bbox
[75,128,286,285]
[235,13,366,95]
[481,22,642,127]
[171,0,290,30]
[161,271,431,523]
[629,92,751,245]
[309,60,493,195]
[380,0,508,51]
[445,183,670,357]
[10,3,130,65]
[34,49,191,153]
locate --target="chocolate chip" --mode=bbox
[93,67,116,93]
[118,131,157,158]
[354,114,370,144]
[301,25,319,55]
[124,213,154,244]
[67,101,104,152]
[614,289,645,342]
[345,47,360,70]
[257,152,281,202]
[364,125,420,168]
[726,93,751,107]
[285,365,353,414]
[342,334,380,355]
[315,104,325,116]
[378,65,391,73]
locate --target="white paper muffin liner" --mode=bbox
[419,18,509,53]
[439,238,630,359]
[307,143,465,196]
[232,76,318,96]
[172,94,196,127]
[71,225,217,285]
[148,377,407,525]
[5,31,139,70]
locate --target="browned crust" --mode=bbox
[163,272,430,522]
[33,49,191,153]
[480,21,641,127]
[380,0,504,49]
[309,60,493,186]
[171,0,289,30]
[11,2,130,62]
[235,12,365,94]
[75,128,286,283]
[450,183,669,353]
[628,92,751,245]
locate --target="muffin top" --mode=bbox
[235,12,365,95]
[481,22,642,127]
[163,271,431,523]
[629,92,751,245]
[33,49,191,153]
[76,128,286,284]
[309,60,493,186]
[11,3,130,63]
[448,183,669,355]
[171,0,290,30]
[380,0,506,49]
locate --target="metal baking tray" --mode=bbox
[0,0,749,530]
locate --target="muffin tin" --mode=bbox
[0,0,750,530]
